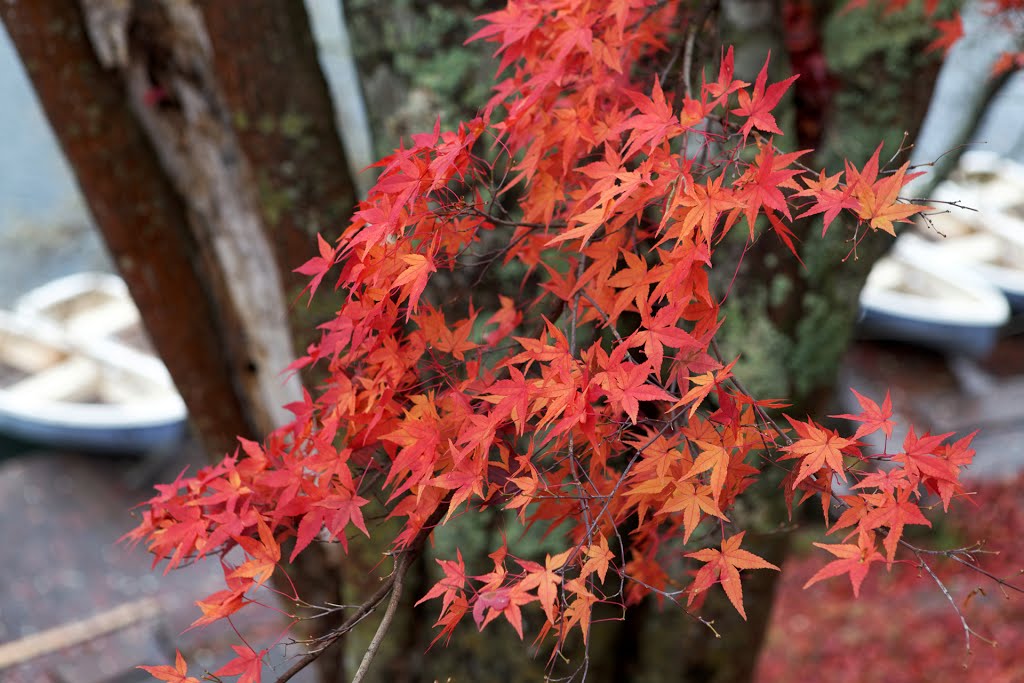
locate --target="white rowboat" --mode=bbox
[0,274,187,453]
[858,233,1010,358]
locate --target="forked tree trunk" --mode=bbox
[1,2,357,681]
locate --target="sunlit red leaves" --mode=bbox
[894,427,975,510]
[128,0,991,671]
[831,388,895,441]
[293,233,337,303]
[230,517,280,586]
[732,142,806,234]
[860,489,931,564]
[393,253,437,318]
[795,145,928,236]
[621,76,682,156]
[594,356,674,424]
[417,551,469,645]
[796,169,858,236]
[686,532,780,619]
[704,46,747,102]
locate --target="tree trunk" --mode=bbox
[0,0,254,456]
[2,2,358,681]
[196,0,358,333]
[587,2,947,681]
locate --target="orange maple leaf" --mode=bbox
[847,146,928,235]
[394,252,437,318]
[659,481,728,542]
[581,534,615,583]
[138,650,200,683]
[230,517,280,586]
[781,416,854,486]
[686,532,780,619]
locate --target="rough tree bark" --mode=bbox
[1,2,358,681]
[0,0,253,456]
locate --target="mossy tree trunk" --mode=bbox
[587,2,947,681]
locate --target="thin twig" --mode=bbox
[912,548,973,656]
[682,23,697,99]
[275,505,445,683]
[275,572,394,683]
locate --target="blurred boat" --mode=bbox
[916,182,1024,311]
[14,272,150,349]
[858,233,1010,358]
[0,274,187,453]
[950,151,1024,214]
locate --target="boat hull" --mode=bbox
[857,234,1010,358]
[1,280,188,454]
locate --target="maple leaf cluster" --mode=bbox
[126,1,995,679]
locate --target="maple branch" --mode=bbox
[946,553,1024,595]
[904,541,1024,596]
[616,568,721,638]
[275,505,445,683]
[910,548,974,656]
[351,554,408,683]
[570,420,678,566]
[468,207,560,231]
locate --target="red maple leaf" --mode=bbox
[860,487,932,563]
[214,646,267,683]
[293,233,336,303]
[831,388,895,441]
[803,538,884,597]
[731,55,799,140]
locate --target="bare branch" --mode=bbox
[351,553,411,683]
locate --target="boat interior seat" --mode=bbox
[5,356,100,402]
